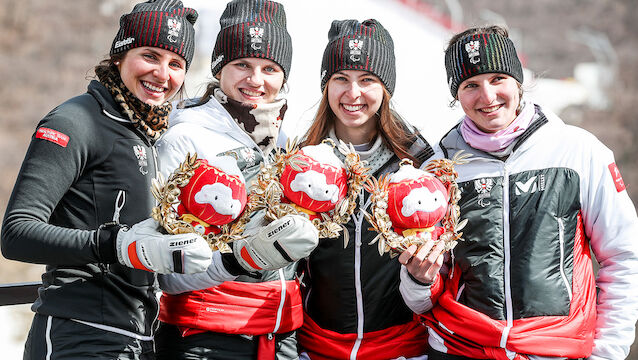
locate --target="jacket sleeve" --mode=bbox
[579,134,638,360]
[159,251,237,294]
[1,103,104,265]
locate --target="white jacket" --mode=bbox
[401,104,638,360]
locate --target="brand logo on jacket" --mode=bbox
[514,175,545,196]
[167,18,182,43]
[349,39,363,62]
[474,178,494,207]
[608,163,626,192]
[465,40,480,64]
[133,145,148,175]
[250,27,264,50]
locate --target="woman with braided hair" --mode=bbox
[1,1,214,358]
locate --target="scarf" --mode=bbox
[96,66,171,142]
[460,101,534,153]
[212,87,287,155]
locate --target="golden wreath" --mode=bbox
[251,137,370,243]
[364,152,470,257]
[150,153,256,253]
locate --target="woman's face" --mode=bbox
[217,58,285,104]
[118,47,186,106]
[457,73,520,133]
[327,70,384,143]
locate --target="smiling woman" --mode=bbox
[0,1,217,359]
[118,47,187,106]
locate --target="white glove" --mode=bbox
[233,214,319,271]
[116,218,212,274]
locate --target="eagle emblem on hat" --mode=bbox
[348,39,363,62]
[167,18,182,43]
[250,27,265,50]
[465,40,481,64]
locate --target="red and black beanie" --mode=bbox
[320,19,396,95]
[211,0,292,79]
[445,32,523,98]
[110,0,198,69]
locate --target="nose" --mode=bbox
[479,84,496,103]
[345,81,362,99]
[153,63,170,82]
[246,68,264,86]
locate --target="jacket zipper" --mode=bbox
[501,167,513,349]
[557,218,573,300]
[272,268,286,334]
[350,192,368,360]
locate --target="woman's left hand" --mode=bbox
[398,239,446,285]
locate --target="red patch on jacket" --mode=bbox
[608,163,626,192]
[36,127,69,147]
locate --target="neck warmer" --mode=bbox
[212,87,287,154]
[460,101,534,153]
[328,128,394,174]
[96,66,171,142]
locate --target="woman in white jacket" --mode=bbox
[399,25,638,360]
[153,0,318,359]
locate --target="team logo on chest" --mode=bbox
[250,27,264,50]
[167,17,182,43]
[349,39,363,62]
[465,40,480,64]
[133,145,148,175]
[474,178,494,207]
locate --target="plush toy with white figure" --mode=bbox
[386,163,448,239]
[176,156,247,236]
[366,154,470,256]
[280,142,348,219]
[151,153,253,252]
[252,138,370,240]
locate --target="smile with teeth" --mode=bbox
[342,104,365,112]
[241,88,264,97]
[142,81,166,93]
[479,104,503,113]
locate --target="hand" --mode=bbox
[233,214,319,271]
[398,239,446,285]
[116,218,212,274]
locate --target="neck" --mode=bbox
[334,122,377,145]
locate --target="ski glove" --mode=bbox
[116,218,212,274]
[233,214,319,271]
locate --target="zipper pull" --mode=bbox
[112,190,126,224]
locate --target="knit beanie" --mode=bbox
[445,32,523,98]
[211,0,293,79]
[320,19,396,95]
[110,0,198,69]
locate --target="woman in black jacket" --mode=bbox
[0,1,212,359]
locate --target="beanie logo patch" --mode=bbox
[250,27,265,50]
[348,39,364,62]
[465,41,481,65]
[114,37,135,49]
[212,55,224,70]
[167,18,182,43]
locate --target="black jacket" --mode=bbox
[302,131,434,333]
[1,80,160,336]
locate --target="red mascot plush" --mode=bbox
[280,143,348,219]
[177,156,247,235]
[386,163,448,239]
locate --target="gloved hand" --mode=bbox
[116,218,212,274]
[232,214,319,271]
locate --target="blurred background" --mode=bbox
[0,0,636,358]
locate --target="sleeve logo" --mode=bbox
[608,163,626,192]
[36,127,69,147]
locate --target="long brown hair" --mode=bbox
[302,84,421,167]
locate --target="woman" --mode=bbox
[154,1,318,359]
[0,1,213,359]
[399,25,638,360]
[297,19,434,360]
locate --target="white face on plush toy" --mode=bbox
[194,183,242,218]
[289,170,341,203]
[400,187,447,217]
